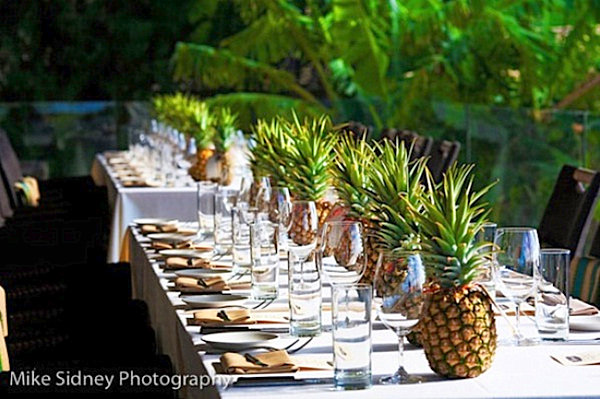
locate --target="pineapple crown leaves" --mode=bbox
[281,113,336,201]
[363,140,427,250]
[249,117,293,187]
[213,107,239,153]
[332,134,374,217]
[410,164,497,288]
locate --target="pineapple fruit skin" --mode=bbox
[189,148,215,181]
[420,286,497,378]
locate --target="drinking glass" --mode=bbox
[494,227,541,345]
[214,188,238,255]
[254,177,272,209]
[373,250,426,384]
[332,284,372,390]
[232,204,258,274]
[197,182,217,238]
[250,220,280,300]
[475,222,497,301]
[318,221,366,286]
[258,186,291,252]
[285,201,321,337]
[535,248,570,341]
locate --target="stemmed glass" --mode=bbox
[284,201,321,337]
[318,221,366,286]
[258,186,292,252]
[494,227,541,345]
[373,250,426,384]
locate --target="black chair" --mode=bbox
[538,165,600,255]
[380,128,434,161]
[426,139,461,183]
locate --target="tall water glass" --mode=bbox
[250,220,280,300]
[214,188,238,255]
[232,204,258,274]
[494,227,541,345]
[535,248,570,341]
[197,182,217,238]
[332,284,372,390]
[289,249,322,337]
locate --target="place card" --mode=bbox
[551,351,600,366]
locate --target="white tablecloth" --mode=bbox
[128,227,600,399]
[91,154,197,262]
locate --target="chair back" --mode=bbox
[0,285,8,371]
[427,139,461,183]
[590,225,600,258]
[538,165,600,256]
[0,166,14,220]
[570,256,600,307]
[380,128,433,160]
[0,129,24,209]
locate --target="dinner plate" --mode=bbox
[134,218,178,226]
[174,269,231,279]
[147,233,191,244]
[569,314,600,331]
[202,331,278,350]
[159,249,212,259]
[181,294,249,308]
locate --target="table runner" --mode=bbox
[128,226,600,399]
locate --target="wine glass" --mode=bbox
[283,201,318,260]
[373,250,426,384]
[318,221,366,286]
[494,227,541,345]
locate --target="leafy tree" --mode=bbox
[173,0,600,130]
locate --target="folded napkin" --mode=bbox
[219,350,332,375]
[151,240,192,250]
[175,276,227,293]
[165,257,210,270]
[188,308,288,326]
[141,224,178,234]
[571,298,599,316]
[191,308,251,324]
[221,350,296,374]
[177,227,198,236]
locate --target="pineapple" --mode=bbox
[281,114,336,245]
[409,164,497,378]
[250,118,293,187]
[213,107,238,185]
[332,134,379,284]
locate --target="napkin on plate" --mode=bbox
[164,257,210,270]
[188,308,288,326]
[141,224,178,234]
[175,276,227,293]
[570,298,599,316]
[151,241,192,250]
[219,350,332,374]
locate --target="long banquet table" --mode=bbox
[127,224,600,399]
[91,153,197,262]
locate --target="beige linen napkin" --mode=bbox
[570,298,599,316]
[141,224,178,234]
[151,240,192,250]
[165,257,210,270]
[175,276,227,293]
[188,308,288,326]
[220,350,297,374]
[220,350,332,374]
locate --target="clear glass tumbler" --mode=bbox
[535,248,570,341]
[250,220,280,300]
[214,187,238,255]
[197,181,218,238]
[332,284,372,390]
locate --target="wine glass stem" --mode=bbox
[396,333,407,378]
[515,302,522,337]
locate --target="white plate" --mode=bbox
[134,218,178,226]
[159,249,212,259]
[147,233,191,244]
[181,294,249,308]
[202,331,278,350]
[570,314,600,331]
[174,269,231,279]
